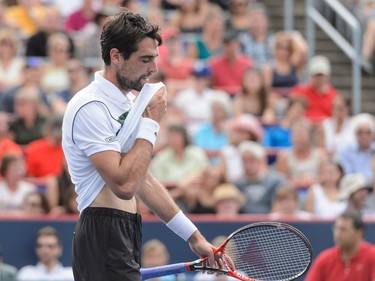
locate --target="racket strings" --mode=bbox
[225,225,311,281]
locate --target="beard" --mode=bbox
[116,71,146,92]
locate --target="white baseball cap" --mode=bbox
[338,173,372,200]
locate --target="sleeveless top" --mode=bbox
[285,148,320,178]
[311,183,347,218]
[271,66,299,88]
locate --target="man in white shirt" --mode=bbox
[17,226,74,281]
[62,9,218,281]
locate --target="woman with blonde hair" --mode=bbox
[263,30,308,115]
[0,28,24,91]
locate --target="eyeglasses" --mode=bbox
[356,130,372,135]
[36,243,59,249]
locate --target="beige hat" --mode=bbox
[213,184,245,206]
[309,55,331,76]
[338,174,372,200]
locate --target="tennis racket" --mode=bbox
[141,222,313,281]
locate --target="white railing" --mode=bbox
[305,0,362,114]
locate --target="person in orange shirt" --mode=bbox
[290,55,338,123]
[0,111,22,163]
[24,114,64,184]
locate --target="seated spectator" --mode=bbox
[276,119,326,189]
[339,173,375,218]
[150,123,209,188]
[235,140,286,214]
[168,0,210,36]
[8,86,47,146]
[263,31,307,119]
[24,114,64,187]
[263,30,307,92]
[4,0,46,38]
[0,57,49,115]
[20,190,50,217]
[157,27,195,97]
[50,185,78,216]
[225,0,253,34]
[0,111,22,163]
[173,61,229,137]
[52,58,90,115]
[237,2,274,69]
[75,6,117,72]
[40,33,71,98]
[63,0,96,33]
[0,245,17,280]
[269,186,312,220]
[142,239,178,281]
[209,30,253,96]
[304,159,347,219]
[0,27,25,92]
[184,166,225,214]
[186,5,225,60]
[219,113,264,183]
[25,5,75,58]
[337,113,375,184]
[212,183,245,216]
[233,67,275,123]
[317,95,355,156]
[0,154,37,214]
[193,94,231,165]
[290,55,338,123]
[305,211,375,281]
[17,226,74,281]
[44,159,73,212]
[263,96,307,149]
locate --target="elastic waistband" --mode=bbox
[80,207,141,221]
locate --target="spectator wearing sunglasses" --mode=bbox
[17,226,73,280]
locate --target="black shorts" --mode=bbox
[72,207,142,281]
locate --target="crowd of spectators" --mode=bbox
[0,0,374,225]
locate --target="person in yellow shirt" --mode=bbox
[5,0,46,38]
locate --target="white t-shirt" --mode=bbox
[17,263,74,281]
[0,181,36,212]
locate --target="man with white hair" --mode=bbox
[234,140,286,214]
[337,113,375,184]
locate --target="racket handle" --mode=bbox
[141,262,189,280]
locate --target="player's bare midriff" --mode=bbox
[89,185,137,213]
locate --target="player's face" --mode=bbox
[117,37,159,92]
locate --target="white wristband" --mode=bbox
[166,211,198,241]
[136,118,160,146]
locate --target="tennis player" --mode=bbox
[62,9,217,281]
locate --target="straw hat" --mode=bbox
[213,184,245,206]
[338,173,372,200]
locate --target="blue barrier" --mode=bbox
[1,215,375,279]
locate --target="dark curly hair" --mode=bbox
[100,9,162,66]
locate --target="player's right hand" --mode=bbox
[143,86,167,123]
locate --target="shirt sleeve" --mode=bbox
[72,101,121,157]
